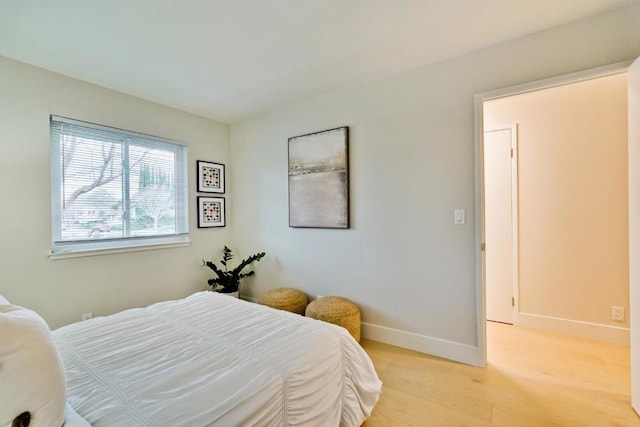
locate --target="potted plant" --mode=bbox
[203,246,266,297]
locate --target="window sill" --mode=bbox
[49,238,191,260]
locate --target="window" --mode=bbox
[50,116,189,257]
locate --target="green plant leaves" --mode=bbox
[202,247,265,293]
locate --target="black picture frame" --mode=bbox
[197,160,225,193]
[197,196,226,228]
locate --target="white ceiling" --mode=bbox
[0,1,636,123]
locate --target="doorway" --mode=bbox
[474,61,632,367]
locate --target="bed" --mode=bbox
[50,292,382,426]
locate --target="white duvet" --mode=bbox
[53,292,381,426]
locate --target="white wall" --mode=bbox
[0,56,230,329]
[230,5,640,364]
[485,74,629,343]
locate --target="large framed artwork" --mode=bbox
[197,161,225,193]
[288,126,349,228]
[198,196,226,228]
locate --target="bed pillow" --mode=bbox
[0,304,66,427]
[0,294,9,305]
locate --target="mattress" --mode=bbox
[53,292,381,426]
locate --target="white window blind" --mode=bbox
[50,116,189,256]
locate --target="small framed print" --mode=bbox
[198,197,226,228]
[197,161,225,193]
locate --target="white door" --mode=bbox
[629,57,640,416]
[484,126,517,324]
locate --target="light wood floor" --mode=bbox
[362,321,639,426]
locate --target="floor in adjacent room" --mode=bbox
[362,321,638,426]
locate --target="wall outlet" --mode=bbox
[611,306,625,322]
[82,312,93,321]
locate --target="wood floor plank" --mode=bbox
[360,322,640,426]
[379,364,494,422]
[490,405,566,427]
[363,386,493,427]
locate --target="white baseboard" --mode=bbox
[361,322,480,366]
[243,295,481,365]
[517,312,630,345]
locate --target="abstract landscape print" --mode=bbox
[288,127,349,228]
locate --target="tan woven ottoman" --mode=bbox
[258,287,308,315]
[305,296,361,343]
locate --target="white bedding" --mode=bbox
[53,292,381,426]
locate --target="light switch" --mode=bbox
[454,209,465,225]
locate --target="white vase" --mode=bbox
[210,289,239,298]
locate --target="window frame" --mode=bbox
[49,116,190,259]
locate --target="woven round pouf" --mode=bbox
[258,287,308,315]
[305,296,361,343]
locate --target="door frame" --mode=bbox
[473,60,632,367]
[484,124,519,326]
[628,57,640,415]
